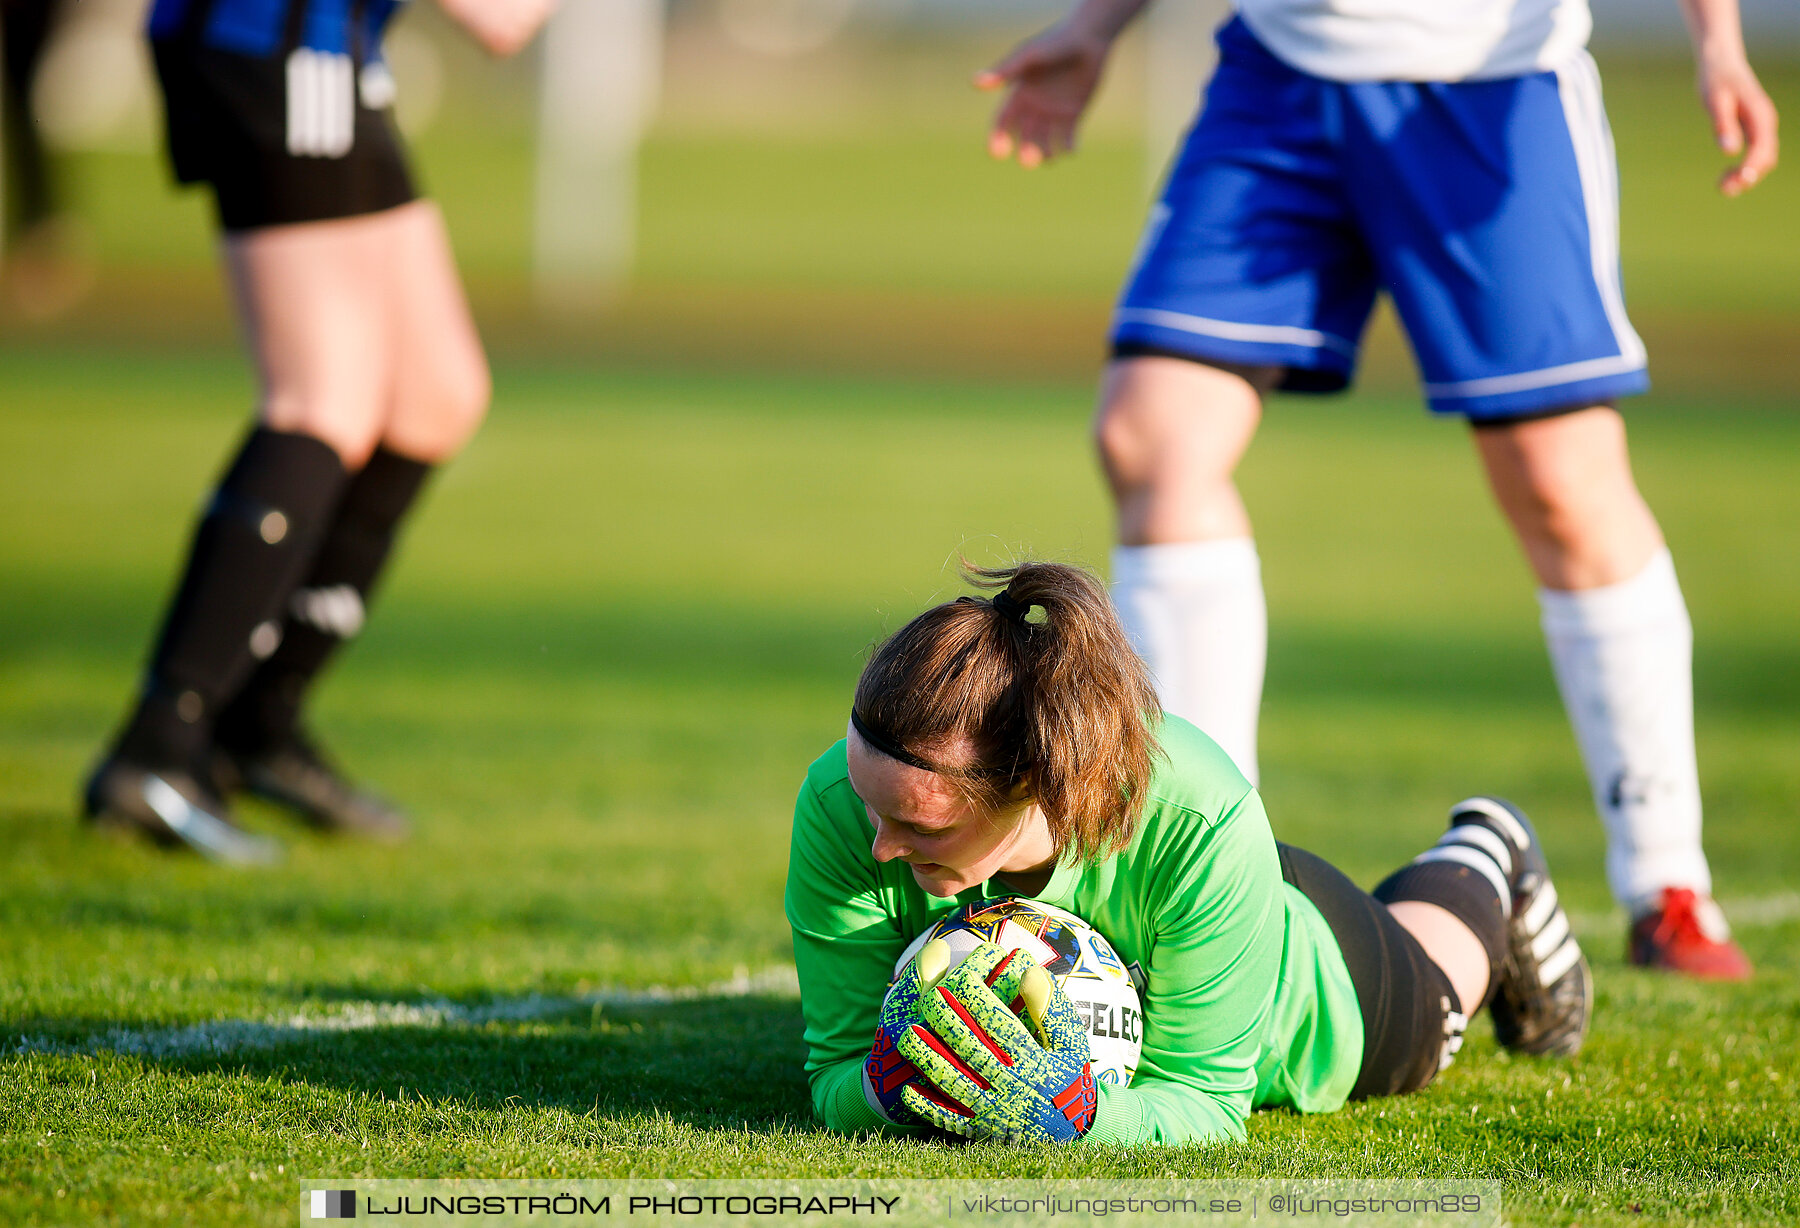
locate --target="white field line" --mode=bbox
[1568,893,1800,938]
[13,893,1800,1064]
[9,965,799,1062]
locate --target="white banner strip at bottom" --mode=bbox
[298,1179,1501,1227]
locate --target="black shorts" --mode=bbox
[1277,843,1465,1101]
[151,39,416,232]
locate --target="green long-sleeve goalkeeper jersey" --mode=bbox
[785,715,1364,1145]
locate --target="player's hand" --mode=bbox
[862,938,952,1126]
[1695,49,1778,196]
[435,0,556,57]
[895,943,1098,1144]
[975,19,1115,167]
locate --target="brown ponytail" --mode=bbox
[851,560,1163,862]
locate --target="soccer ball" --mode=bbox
[894,897,1143,1087]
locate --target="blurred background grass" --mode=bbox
[10,7,1799,389]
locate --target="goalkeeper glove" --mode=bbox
[896,942,1097,1144]
[862,937,953,1126]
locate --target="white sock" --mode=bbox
[1538,548,1712,911]
[1111,539,1266,784]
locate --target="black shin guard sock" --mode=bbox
[1373,860,1509,1012]
[115,428,349,769]
[3,0,59,234]
[216,446,433,754]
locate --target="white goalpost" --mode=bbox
[1142,0,1227,186]
[532,0,664,312]
[525,0,1220,309]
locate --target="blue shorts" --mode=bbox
[1112,18,1649,420]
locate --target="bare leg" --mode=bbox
[1473,405,1661,590]
[225,211,401,467]
[377,200,491,462]
[1094,356,1274,545]
[226,199,490,465]
[1094,357,1276,777]
[1386,900,1491,1015]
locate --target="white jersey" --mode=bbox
[1235,0,1594,83]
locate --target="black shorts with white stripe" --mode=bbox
[151,38,415,232]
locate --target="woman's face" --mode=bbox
[845,722,1055,898]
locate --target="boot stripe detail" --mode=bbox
[1412,846,1512,914]
[1530,909,1572,962]
[1439,824,1513,878]
[1521,880,1561,935]
[141,775,279,865]
[1537,936,1584,987]
[1450,797,1530,850]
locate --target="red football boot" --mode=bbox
[1629,887,1753,981]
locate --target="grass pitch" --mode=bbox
[1,347,1796,1226]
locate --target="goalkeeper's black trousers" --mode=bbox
[1279,844,1473,1101]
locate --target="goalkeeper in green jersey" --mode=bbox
[786,561,1592,1145]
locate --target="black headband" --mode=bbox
[849,591,1035,778]
[850,708,943,774]
[850,708,1029,781]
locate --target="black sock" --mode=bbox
[1372,846,1510,1013]
[215,446,433,755]
[115,428,349,771]
[2,0,60,236]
